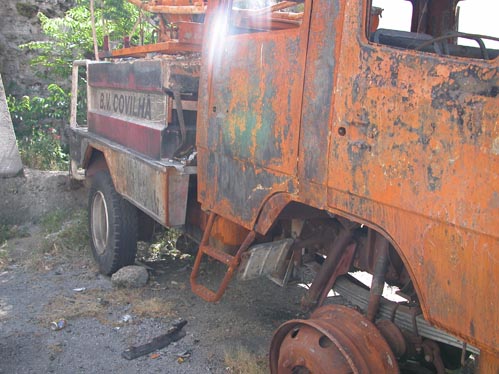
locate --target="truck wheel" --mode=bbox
[88,171,138,275]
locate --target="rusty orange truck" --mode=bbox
[68,0,499,372]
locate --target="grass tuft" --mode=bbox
[41,288,175,325]
[224,348,268,374]
[0,224,29,245]
[27,209,90,271]
[0,224,31,269]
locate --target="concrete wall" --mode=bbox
[0,74,23,177]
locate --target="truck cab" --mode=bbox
[69,0,499,372]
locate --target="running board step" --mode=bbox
[238,238,294,285]
[190,212,256,302]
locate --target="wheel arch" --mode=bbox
[252,193,429,323]
[83,147,108,178]
[321,204,431,323]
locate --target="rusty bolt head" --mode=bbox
[295,357,305,366]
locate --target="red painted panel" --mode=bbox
[88,112,162,159]
[88,60,164,93]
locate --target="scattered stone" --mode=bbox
[111,266,149,288]
[119,314,132,323]
[97,297,109,306]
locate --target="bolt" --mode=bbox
[424,354,432,362]
[296,357,305,366]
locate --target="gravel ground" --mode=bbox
[0,171,305,373]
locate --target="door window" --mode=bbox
[367,0,499,60]
[230,0,305,33]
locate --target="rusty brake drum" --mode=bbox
[269,304,399,374]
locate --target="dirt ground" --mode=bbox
[0,170,306,373]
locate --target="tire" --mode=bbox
[88,171,138,275]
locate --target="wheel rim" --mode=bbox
[91,191,109,255]
[269,305,398,374]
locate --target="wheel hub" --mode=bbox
[270,305,399,374]
[91,191,109,255]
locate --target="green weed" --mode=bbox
[7,85,69,171]
[0,224,29,245]
[41,209,89,253]
[39,209,67,234]
[138,228,192,262]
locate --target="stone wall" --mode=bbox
[0,0,75,97]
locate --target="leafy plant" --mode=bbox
[8,84,69,134]
[22,8,97,82]
[7,84,69,170]
[9,0,155,170]
[0,225,14,247]
[101,0,155,47]
[18,128,68,170]
[21,0,155,82]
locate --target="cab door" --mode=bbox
[327,0,499,353]
[197,0,312,228]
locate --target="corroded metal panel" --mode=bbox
[87,56,201,160]
[197,0,499,357]
[326,0,499,354]
[161,56,201,93]
[298,0,345,189]
[82,137,190,227]
[194,0,499,357]
[87,60,168,159]
[197,0,310,228]
[208,31,304,171]
[167,170,191,226]
[88,112,164,159]
[88,87,168,125]
[177,22,204,45]
[198,149,296,228]
[88,60,164,92]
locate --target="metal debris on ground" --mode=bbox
[50,318,67,331]
[121,319,187,360]
[72,287,86,292]
[177,350,192,363]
